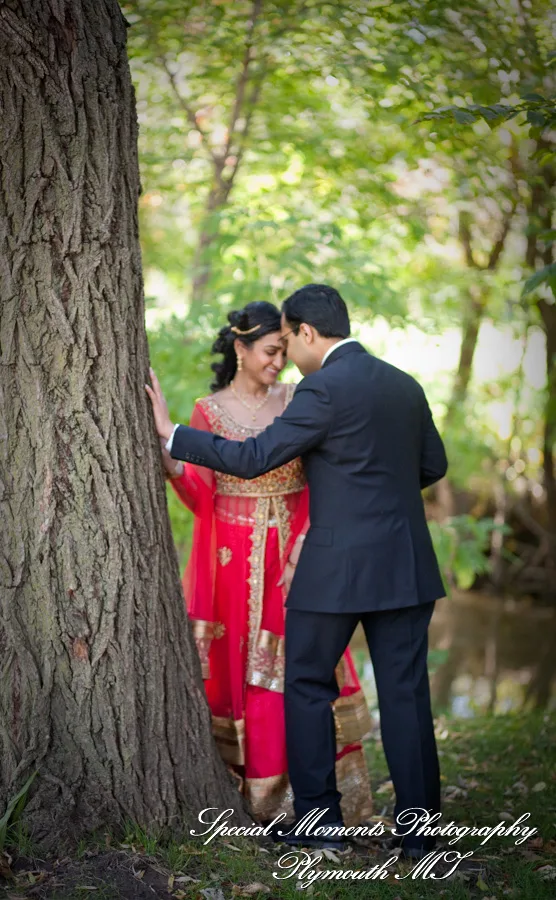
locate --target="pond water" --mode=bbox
[350,591,556,718]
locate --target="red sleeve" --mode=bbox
[170,403,215,514]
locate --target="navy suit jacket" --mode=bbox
[170,341,447,613]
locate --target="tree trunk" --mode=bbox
[190,177,233,316]
[0,0,247,847]
[445,289,485,427]
[538,299,556,536]
[435,288,485,519]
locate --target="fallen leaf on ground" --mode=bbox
[532,782,546,792]
[232,883,271,896]
[223,842,242,852]
[535,865,556,880]
[200,889,226,900]
[174,875,199,884]
[0,853,13,879]
[527,837,544,850]
[376,780,393,795]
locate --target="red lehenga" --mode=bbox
[170,386,373,824]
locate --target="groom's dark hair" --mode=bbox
[282,284,350,338]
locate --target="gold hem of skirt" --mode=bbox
[241,748,373,825]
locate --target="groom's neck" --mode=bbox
[317,337,344,364]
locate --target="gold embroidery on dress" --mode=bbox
[216,464,305,496]
[245,773,294,822]
[197,393,306,499]
[272,495,292,557]
[213,622,226,639]
[191,619,214,679]
[334,690,373,747]
[217,546,232,566]
[249,630,285,692]
[336,749,374,824]
[244,749,373,824]
[247,497,291,692]
[335,656,347,691]
[197,386,301,693]
[246,497,270,685]
[211,715,245,766]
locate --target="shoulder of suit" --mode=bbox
[290,371,332,402]
[371,357,426,393]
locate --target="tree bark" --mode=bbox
[0,0,247,847]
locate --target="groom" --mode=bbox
[147,284,447,859]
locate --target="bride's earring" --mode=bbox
[236,354,243,372]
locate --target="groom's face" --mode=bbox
[280,314,320,375]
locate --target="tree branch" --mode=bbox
[224,0,264,158]
[458,211,478,268]
[487,201,516,270]
[159,57,221,169]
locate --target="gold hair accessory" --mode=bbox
[230,324,261,335]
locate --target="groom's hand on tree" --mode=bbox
[145,368,175,442]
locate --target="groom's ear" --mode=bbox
[300,323,315,344]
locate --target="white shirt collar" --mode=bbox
[321,337,359,367]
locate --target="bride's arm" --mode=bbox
[279,486,310,594]
[166,404,214,513]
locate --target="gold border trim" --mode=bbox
[249,629,285,692]
[246,497,270,684]
[191,619,214,679]
[244,748,373,824]
[334,690,373,746]
[212,715,245,766]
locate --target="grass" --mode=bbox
[2,710,555,899]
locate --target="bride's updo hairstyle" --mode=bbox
[210,301,282,391]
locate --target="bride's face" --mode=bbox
[241,331,287,385]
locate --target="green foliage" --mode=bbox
[0,771,37,851]
[429,515,511,591]
[137,0,552,592]
[522,262,556,296]
[421,96,556,135]
[148,317,213,567]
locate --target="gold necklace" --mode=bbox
[231,381,271,421]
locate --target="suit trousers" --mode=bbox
[284,602,440,850]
